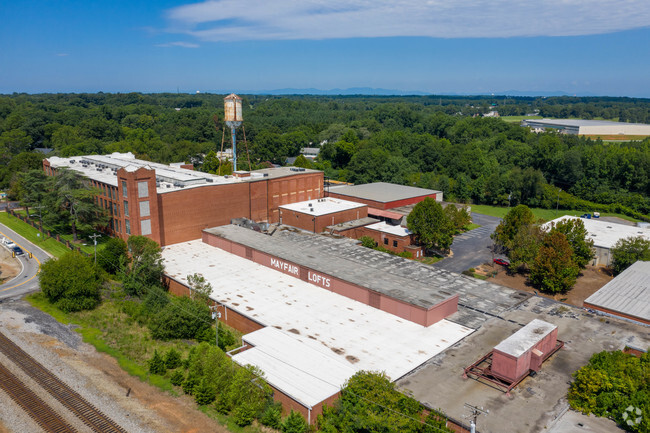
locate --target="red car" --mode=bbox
[493,258,509,266]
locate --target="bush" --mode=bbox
[283,410,308,433]
[170,370,185,386]
[148,349,166,375]
[148,295,211,340]
[196,323,236,350]
[232,402,258,427]
[194,379,217,405]
[164,348,182,369]
[260,402,283,429]
[359,236,376,248]
[39,252,103,312]
[182,371,200,395]
[96,237,129,275]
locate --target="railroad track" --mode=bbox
[0,361,78,432]
[0,331,128,433]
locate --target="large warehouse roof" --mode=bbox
[162,240,474,404]
[584,261,650,324]
[328,182,441,203]
[544,216,650,249]
[522,118,650,136]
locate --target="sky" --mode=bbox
[1,0,650,97]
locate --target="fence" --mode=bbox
[5,208,91,257]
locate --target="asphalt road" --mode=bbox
[0,221,52,300]
[433,212,502,273]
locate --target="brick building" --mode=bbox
[278,197,367,233]
[44,152,323,246]
[327,182,442,210]
[361,221,424,258]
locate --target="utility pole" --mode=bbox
[211,305,221,348]
[89,233,101,264]
[464,403,488,433]
[34,204,45,233]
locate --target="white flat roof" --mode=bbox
[494,319,557,357]
[365,221,412,237]
[544,216,650,249]
[279,197,366,217]
[163,240,474,404]
[585,261,650,322]
[233,327,357,408]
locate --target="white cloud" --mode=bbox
[164,0,650,41]
[155,41,200,48]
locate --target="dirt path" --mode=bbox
[478,264,613,307]
[0,247,20,283]
[0,301,231,433]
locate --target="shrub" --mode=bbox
[148,350,166,375]
[96,237,129,275]
[232,402,258,427]
[148,295,211,340]
[182,371,200,395]
[39,252,103,312]
[194,379,217,405]
[164,348,182,369]
[283,410,308,433]
[359,236,376,248]
[170,370,185,386]
[260,402,283,429]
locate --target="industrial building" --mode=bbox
[161,223,529,422]
[521,118,650,137]
[584,260,650,325]
[543,216,650,266]
[327,182,442,210]
[43,152,323,246]
[278,198,367,233]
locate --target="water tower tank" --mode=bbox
[224,93,243,123]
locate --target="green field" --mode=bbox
[500,115,543,123]
[469,204,639,223]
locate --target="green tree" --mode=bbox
[407,198,454,251]
[164,348,182,369]
[292,154,314,169]
[443,204,471,234]
[282,410,308,433]
[610,236,650,275]
[122,236,164,296]
[491,204,536,251]
[548,218,595,268]
[39,252,103,312]
[187,273,213,302]
[170,370,185,386]
[529,232,580,293]
[14,169,48,226]
[507,224,544,271]
[359,236,376,248]
[194,379,217,405]
[47,168,108,241]
[148,349,167,375]
[97,237,129,275]
[148,295,211,340]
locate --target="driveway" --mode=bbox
[0,221,52,300]
[433,213,501,273]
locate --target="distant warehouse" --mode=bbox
[521,118,650,137]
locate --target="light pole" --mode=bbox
[89,233,101,264]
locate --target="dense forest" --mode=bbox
[1,93,649,219]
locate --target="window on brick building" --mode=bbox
[125,219,130,235]
[138,181,148,198]
[139,201,150,217]
[383,238,388,245]
[393,240,398,248]
[124,200,129,217]
[140,219,151,236]
[122,180,127,198]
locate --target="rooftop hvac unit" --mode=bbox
[263,173,269,177]
[70,160,75,164]
[206,178,214,183]
[309,203,313,207]
[166,184,171,188]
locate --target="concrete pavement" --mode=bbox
[0,221,52,300]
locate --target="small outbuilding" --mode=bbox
[327,182,442,210]
[279,198,367,233]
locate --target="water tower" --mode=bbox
[224,93,243,172]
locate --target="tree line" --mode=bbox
[1,93,650,220]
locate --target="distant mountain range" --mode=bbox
[218,88,598,97]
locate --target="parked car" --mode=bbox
[11,246,24,256]
[493,258,509,266]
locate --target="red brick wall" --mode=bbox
[117,167,161,245]
[583,302,650,325]
[268,173,322,222]
[280,206,368,233]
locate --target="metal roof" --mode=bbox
[329,182,441,203]
[543,216,650,249]
[494,319,557,358]
[584,261,650,322]
[523,118,650,128]
[280,198,365,217]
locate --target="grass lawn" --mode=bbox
[0,211,72,258]
[500,115,542,123]
[1,211,106,257]
[420,255,444,265]
[463,223,481,231]
[469,204,640,223]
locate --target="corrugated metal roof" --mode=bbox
[543,216,650,249]
[584,261,650,321]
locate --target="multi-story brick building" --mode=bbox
[44,152,323,246]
